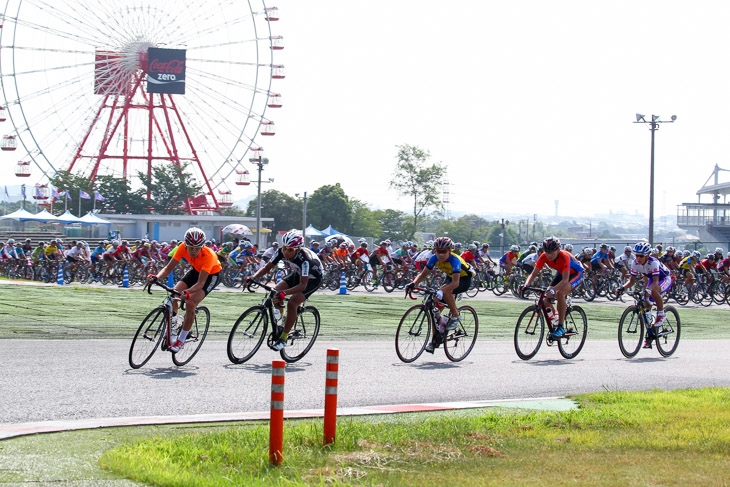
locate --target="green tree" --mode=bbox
[389,144,445,238]
[137,161,202,214]
[246,189,301,234]
[307,183,351,232]
[48,171,96,216]
[487,224,518,254]
[374,209,410,242]
[349,198,380,237]
[93,176,148,214]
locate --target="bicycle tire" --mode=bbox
[655,306,681,357]
[581,280,596,302]
[443,305,478,362]
[129,307,166,369]
[492,278,508,296]
[514,304,544,360]
[605,278,621,301]
[395,304,431,363]
[558,305,587,359]
[674,284,690,305]
[382,271,396,293]
[618,305,644,358]
[363,271,377,292]
[280,306,320,363]
[465,279,479,298]
[172,306,210,366]
[710,281,727,305]
[227,305,268,364]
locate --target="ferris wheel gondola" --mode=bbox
[0,0,285,213]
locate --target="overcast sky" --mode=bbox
[6,1,730,219]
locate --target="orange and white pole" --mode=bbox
[269,359,286,465]
[323,348,339,446]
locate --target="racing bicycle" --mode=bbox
[617,289,681,358]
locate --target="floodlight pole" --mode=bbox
[252,157,269,249]
[634,114,676,245]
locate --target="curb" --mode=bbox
[0,396,576,441]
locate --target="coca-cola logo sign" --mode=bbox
[147,47,186,95]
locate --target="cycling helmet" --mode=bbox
[692,250,701,259]
[151,240,159,246]
[683,250,690,257]
[170,239,178,245]
[425,240,434,248]
[583,247,592,254]
[624,245,632,252]
[727,252,730,258]
[529,245,537,252]
[38,241,45,246]
[358,237,367,243]
[600,243,608,250]
[6,238,14,244]
[385,239,391,245]
[311,241,320,246]
[564,243,573,251]
[542,236,560,252]
[650,248,660,256]
[282,230,304,249]
[715,247,724,254]
[272,241,279,247]
[482,243,489,248]
[468,244,477,251]
[656,244,663,250]
[455,242,462,248]
[666,246,675,253]
[144,242,151,248]
[76,241,84,247]
[433,236,453,250]
[24,238,31,243]
[379,241,388,246]
[325,240,333,247]
[184,227,206,248]
[121,240,128,246]
[609,246,616,253]
[707,254,715,261]
[339,242,347,248]
[360,242,368,248]
[472,241,481,248]
[243,241,253,248]
[510,244,520,252]
[204,240,212,246]
[633,241,652,255]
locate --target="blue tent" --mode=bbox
[304,224,326,237]
[321,225,347,236]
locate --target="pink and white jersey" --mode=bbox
[630,256,670,280]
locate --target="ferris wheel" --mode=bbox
[0,0,284,213]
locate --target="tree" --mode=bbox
[93,176,148,214]
[307,183,352,232]
[389,144,445,238]
[246,189,301,234]
[48,171,95,215]
[349,198,380,237]
[137,161,202,214]
[374,209,411,242]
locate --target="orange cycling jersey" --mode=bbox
[173,245,222,274]
[335,248,349,258]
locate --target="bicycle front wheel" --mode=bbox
[558,305,587,359]
[227,306,268,364]
[363,271,376,292]
[655,306,681,357]
[618,305,644,358]
[444,305,478,362]
[382,272,396,293]
[129,307,166,369]
[514,305,544,360]
[395,304,431,363]
[172,306,210,366]
[280,306,321,362]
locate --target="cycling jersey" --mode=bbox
[679,256,699,270]
[535,250,583,276]
[352,248,369,260]
[499,250,520,265]
[460,250,475,262]
[615,252,634,268]
[2,246,19,259]
[630,255,670,280]
[270,247,323,278]
[173,245,222,274]
[44,245,59,257]
[522,252,538,266]
[699,259,717,271]
[31,247,46,259]
[426,252,473,277]
[718,258,730,271]
[590,250,611,264]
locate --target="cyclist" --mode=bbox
[368,241,393,285]
[617,241,672,349]
[499,245,520,282]
[31,241,46,264]
[479,243,496,266]
[614,245,635,281]
[247,230,323,351]
[351,240,371,274]
[678,250,705,290]
[590,243,613,291]
[149,227,221,353]
[520,237,583,339]
[718,252,730,282]
[406,236,474,354]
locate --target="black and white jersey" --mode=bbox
[270,247,323,278]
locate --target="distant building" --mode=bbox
[677,164,730,243]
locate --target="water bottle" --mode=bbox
[645,311,654,325]
[273,308,282,325]
[545,306,555,324]
[434,309,446,334]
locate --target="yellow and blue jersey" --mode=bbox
[426,252,472,277]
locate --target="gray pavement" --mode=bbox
[2,338,729,428]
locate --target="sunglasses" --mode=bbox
[435,248,451,254]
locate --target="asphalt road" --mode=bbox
[2,338,729,425]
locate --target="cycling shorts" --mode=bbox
[443,274,472,296]
[551,270,582,290]
[645,277,672,304]
[282,272,322,298]
[181,268,221,296]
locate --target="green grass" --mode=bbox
[1,284,729,341]
[92,388,730,486]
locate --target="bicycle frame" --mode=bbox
[146,279,183,348]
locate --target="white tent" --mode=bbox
[27,209,59,222]
[79,212,112,226]
[55,211,84,224]
[0,208,36,221]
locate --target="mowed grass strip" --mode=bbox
[98,388,730,486]
[1,283,728,340]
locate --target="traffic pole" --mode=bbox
[167,272,175,287]
[56,265,64,286]
[323,348,339,446]
[269,360,286,465]
[122,265,129,288]
[339,271,347,295]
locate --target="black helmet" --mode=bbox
[542,236,561,252]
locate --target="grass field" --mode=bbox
[4,389,728,485]
[2,283,729,341]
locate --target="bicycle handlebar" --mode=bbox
[405,286,438,300]
[145,277,181,296]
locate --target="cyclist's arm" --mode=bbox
[442,271,460,292]
[411,265,432,285]
[155,257,179,280]
[251,260,275,279]
[522,264,542,288]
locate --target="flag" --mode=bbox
[52,188,62,199]
[79,190,90,199]
[3,186,8,199]
[21,186,26,199]
[94,191,105,201]
[65,191,72,200]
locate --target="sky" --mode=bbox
[5,0,730,220]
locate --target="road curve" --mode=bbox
[2,338,729,426]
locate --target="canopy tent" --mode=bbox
[321,225,348,236]
[304,224,326,237]
[0,208,35,221]
[55,211,84,224]
[79,212,112,226]
[26,209,59,222]
[325,234,354,247]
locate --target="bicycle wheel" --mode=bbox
[674,283,690,305]
[363,271,377,292]
[558,305,587,359]
[465,278,479,298]
[605,278,621,301]
[395,304,431,363]
[618,305,644,358]
[514,305,544,360]
[581,280,596,301]
[227,305,268,364]
[171,306,210,366]
[280,306,320,362]
[443,305,478,362]
[655,306,681,357]
[710,281,727,305]
[382,271,396,293]
[492,276,508,296]
[129,307,166,369]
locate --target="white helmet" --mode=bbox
[282,230,304,248]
